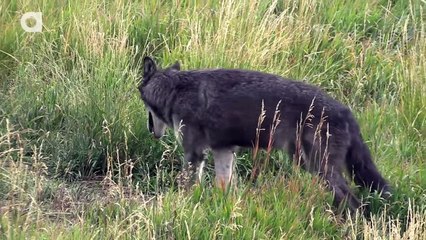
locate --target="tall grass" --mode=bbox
[0,0,425,239]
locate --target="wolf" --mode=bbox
[137,56,391,212]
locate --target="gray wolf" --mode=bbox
[137,56,391,213]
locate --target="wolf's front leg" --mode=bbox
[212,149,234,190]
[180,151,205,189]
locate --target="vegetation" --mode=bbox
[0,0,425,239]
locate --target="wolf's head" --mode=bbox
[138,56,180,138]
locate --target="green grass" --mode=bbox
[0,0,425,239]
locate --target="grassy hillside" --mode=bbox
[0,0,425,239]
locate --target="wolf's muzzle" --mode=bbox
[148,112,154,134]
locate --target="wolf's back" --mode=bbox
[179,69,354,148]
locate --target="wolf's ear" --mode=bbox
[169,61,180,71]
[143,56,157,78]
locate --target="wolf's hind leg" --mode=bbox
[285,141,308,171]
[317,150,362,213]
[212,148,234,191]
[346,136,391,198]
[322,171,362,214]
[304,133,362,213]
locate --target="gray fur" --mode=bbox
[137,56,391,213]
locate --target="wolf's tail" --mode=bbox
[345,114,391,197]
